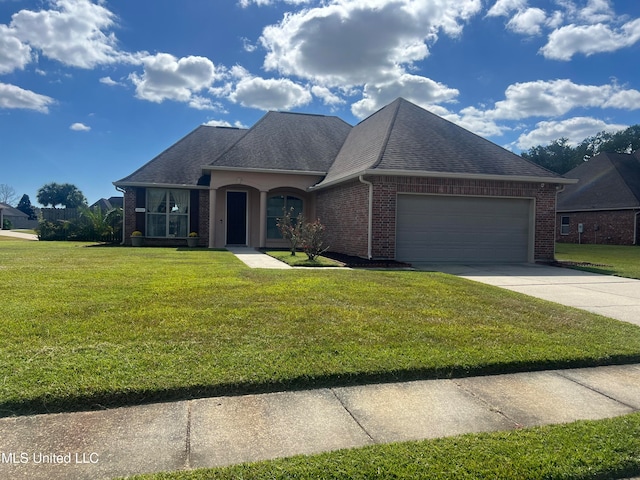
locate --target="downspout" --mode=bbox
[115,186,126,245]
[358,175,373,259]
[554,184,566,260]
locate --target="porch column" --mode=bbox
[208,188,217,248]
[259,190,267,248]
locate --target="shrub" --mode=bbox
[300,219,329,260]
[36,206,123,242]
[2,218,12,230]
[276,207,303,256]
[36,220,69,241]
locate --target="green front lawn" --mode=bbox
[556,243,640,279]
[128,412,640,479]
[1,240,640,417]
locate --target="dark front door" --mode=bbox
[226,191,247,245]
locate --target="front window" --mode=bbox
[267,195,303,239]
[560,216,570,235]
[146,189,189,237]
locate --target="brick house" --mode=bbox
[557,151,640,245]
[114,98,574,263]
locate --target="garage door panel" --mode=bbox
[396,195,531,263]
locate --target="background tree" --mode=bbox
[521,124,640,174]
[0,184,18,206]
[599,125,640,154]
[37,182,87,208]
[16,194,37,220]
[521,138,579,174]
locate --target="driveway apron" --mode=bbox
[414,263,640,326]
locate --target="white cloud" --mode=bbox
[506,8,546,35]
[0,82,55,112]
[486,0,528,18]
[9,0,131,69]
[473,79,640,122]
[260,0,482,87]
[203,119,248,128]
[545,10,564,29]
[540,18,640,60]
[238,0,311,7]
[443,78,640,143]
[442,108,507,138]
[578,0,614,24]
[229,75,312,110]
[129,53,220,105]
[99,76,123,87]
[0,24,31,74]
[311,85,345,106]
[351,72,459,118]
[70,122,90,131]
[188,95,224,111]
[241,37,257,53]
[604,88,640,109]
[515,116,627,150]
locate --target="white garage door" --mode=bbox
[396,195,532,263]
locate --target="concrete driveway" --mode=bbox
[415,263,640,327]
[0,230,38,240]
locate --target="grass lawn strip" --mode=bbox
[1,241,640,416]
[126,412,640,479]
[265,249,343,267]
[555,243,640,279]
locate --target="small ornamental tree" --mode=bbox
[276,207,303,255]
[300,219,329,261]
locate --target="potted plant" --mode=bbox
[131,230,143,247]
[187,231,199,248]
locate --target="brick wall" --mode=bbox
[316,180,370,257]
[317,176,561,261]
[556,210,638,245]
[123,188,137,244]
[122,187,209,246]
[197,190,210,247]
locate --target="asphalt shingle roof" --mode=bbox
[0,203,28,217]
[318,98,561,187]
[209,111,352,172]
[116,98,570,191]
[558,151,640,211]
[115,126,247,186]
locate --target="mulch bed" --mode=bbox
[322,252,412,269]
[551,260,612,268]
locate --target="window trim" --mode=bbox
[266,194,304,239]
[145,188,190,238]
[560,216,570,235]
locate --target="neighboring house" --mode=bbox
[114,98,574,263]
[90,196,123,211]
[0,203,37,229]
[557,151,640,245]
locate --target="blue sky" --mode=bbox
[1,0,639,206]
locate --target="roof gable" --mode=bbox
[209,111,351,173]
[318,98,562,187]
[558,151,640,211]
[114,125,247,187]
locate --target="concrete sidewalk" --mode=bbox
[417,263,640,327]
[1,364,639,479]
[227,247,292,269]
[0,230,38,240]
